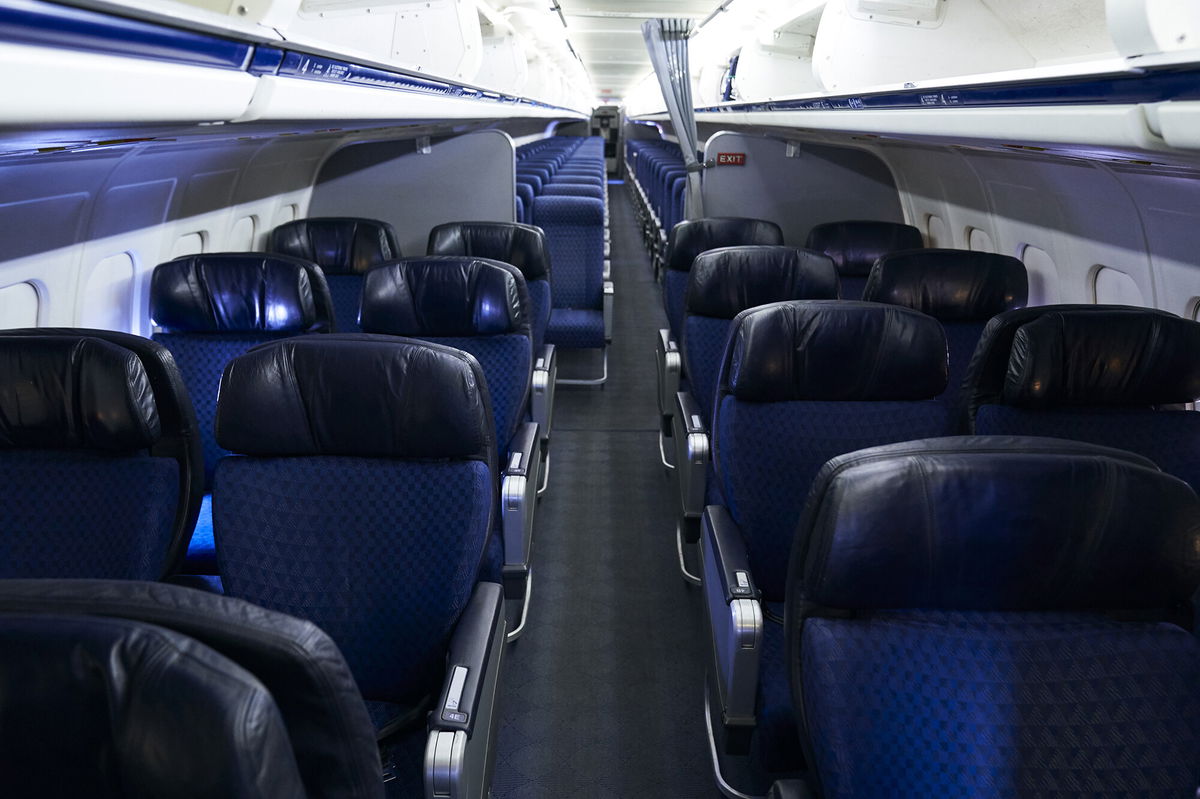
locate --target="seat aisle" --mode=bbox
[491,183,720,798]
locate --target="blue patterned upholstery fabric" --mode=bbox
[153,332,291,488]
[975,405,1200,492]
[941,320,987,413]
[187,494,215,572]
[547,308,605,349]
[325,274,363,333]
[663,270,688,341]
[838,274,869,301]
[528,279,551,352]
[714,399,953,600]
[0,451,177,579]
[802,610,1200,799]
[421,336,531,453]
[684,316,732,425]
[757,618,802,774]
[535,197,604,309]
[214,456,492,704]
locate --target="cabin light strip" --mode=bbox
[2,0,580,114]
[692,65,1200,115]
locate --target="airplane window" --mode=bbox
[925,214,947,247]
[229,216,258,251]
[170,232,206,258]
[1093,266,1146,306]
[1019,244,1056,301]
[967,227,993,252]
[79,253,135,331]
[1190,298,1200,322]
[274,204,299,228]
[0,281,39,329]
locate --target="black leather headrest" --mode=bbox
[792,436,1200,612]
[666,217,784,272]
[270,217,399,276]
[805,220,924,276]
[150,254,320,333]
[864,248,1028,320]
[216,334,494,462]
[963,305,1196,424]
[720,301,947,402]
[687,246,838,319]
[1002,309,1200,407]
[359,257,530,338]
[0,336,160,451]
[427,221,550,281]
[0,579,383,799]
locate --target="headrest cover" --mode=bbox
[721,301,947,402]
[0,336,160,451]
[359,257,530,338]
[269,217,399,276]
[1002,310,1200,407]
[805,220,924,277]
[666,217,784,272]
[864,249,1028,320]
[687,246,839,319]
[427,222,550,281]
[151,255,317,333]
[796,436,1200,611]
[216,335,493,461]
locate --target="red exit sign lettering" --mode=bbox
[717,152,746,166]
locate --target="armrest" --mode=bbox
[531,344,556,443]
[603,281,614,343]
[701,505,762,728]
[425,582,505,799]
[671,390,708,519]
[655,328,681,419]
[501,422,540,576]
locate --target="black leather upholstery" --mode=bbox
[427,221,551,282]
[216,334,495,462]
[0,336,159,451]
[1002,310,1200,407]
[963,305,1189,423]
[0,612,306,798]
[720,301,948,402]
[0,328,204,573]
[0,579,383,799]
[150,254,333,333]
[270,217,400,276]
[686,246,839,319]
[863,248,1028,320]
[665,217,784,272]
[359,257,531,338]
[804,220,924,277]
[789,436,1200,613]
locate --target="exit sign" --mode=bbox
[716,152,746,165]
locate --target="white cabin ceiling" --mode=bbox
[548,1,717,101]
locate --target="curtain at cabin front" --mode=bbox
[641,18,705,220]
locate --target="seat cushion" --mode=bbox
[186,494,216,573]
[801,610,1200,799]
[547,308,605,349]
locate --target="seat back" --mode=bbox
[0,335,187,580]
[360,256,533,450]
[863,248,1028,409]
[804,220,924,300]
[663,218,784,339]
[0,612,306,799]
[712,300,951,600]
[212,335,496,719]
[533,195,605,310]
[0,579,383,798]
[269,218,400,333]
[787,437,1200,799]
[542,183,605,201]
[683,246,838,424]
[427,221,552,350]
[150,254,326,489]
[967,305,1200,491]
